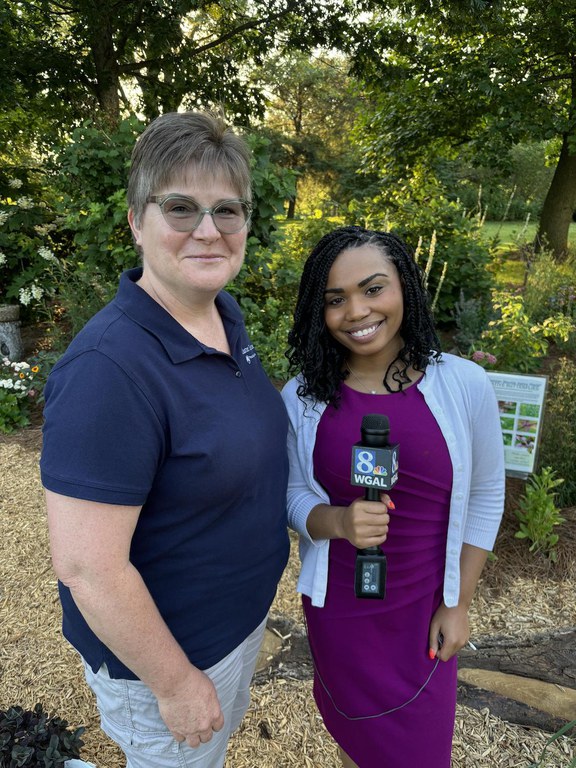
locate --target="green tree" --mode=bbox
[354,0,576,258]
[255,52,371,217]
[1,0,363,136]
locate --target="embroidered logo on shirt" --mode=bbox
[242,344,256,364]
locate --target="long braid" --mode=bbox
[286,226,442,405]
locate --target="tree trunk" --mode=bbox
[286,177,298,219]
[535,132,576,259]
[88,13,121,130]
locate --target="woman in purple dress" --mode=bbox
[281,227,505,767]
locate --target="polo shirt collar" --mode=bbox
[113,267,243,364]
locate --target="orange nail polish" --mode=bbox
[428,648,436,660]
[388,500,396,510]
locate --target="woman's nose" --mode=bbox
[191,211,221,240]
[346,294,370,320]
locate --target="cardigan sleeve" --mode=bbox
[281,378,330,543]
[462,369,506,550]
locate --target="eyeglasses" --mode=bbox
[147,194,252,234]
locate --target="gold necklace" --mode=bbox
[345,362,382,395]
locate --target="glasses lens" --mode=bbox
[160,197,201,232]
[212,201,251,233]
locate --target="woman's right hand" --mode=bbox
[338,494,393,548]
[306,495,393,545]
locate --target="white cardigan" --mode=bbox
[281,353,505,608]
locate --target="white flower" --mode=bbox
[19,287,32,306]
[38,245,58,263]
[0,378,14,389]
[17,196,35,210]
[8,178,23,189]
[34,223,56,236]
[0,210,13,226]
[31,284,44,300]
[0,251,6,266]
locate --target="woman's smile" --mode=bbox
[346,321,383,340]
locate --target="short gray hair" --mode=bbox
[128,111,252,227]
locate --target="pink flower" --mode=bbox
[486,353,497,365]
[471,351,486,362]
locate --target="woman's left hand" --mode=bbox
[428,602,470,662]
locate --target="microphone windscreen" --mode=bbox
[361,413,390,433]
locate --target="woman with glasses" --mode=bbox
[40,111,290,768]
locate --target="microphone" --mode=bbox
[350,414,399,599]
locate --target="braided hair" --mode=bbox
[286,226,442,405]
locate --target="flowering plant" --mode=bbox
[469,348,498,368]
[548,283,576,319]
[0,177,62,313]
[0,356,43,432]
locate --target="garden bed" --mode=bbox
[0,428,575,766]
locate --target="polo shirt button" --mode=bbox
[235,370,242,377]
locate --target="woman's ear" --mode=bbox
[127,208,142,246]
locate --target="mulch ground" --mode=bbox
[1,428,575,767]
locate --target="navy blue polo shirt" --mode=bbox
[41,267,289,678]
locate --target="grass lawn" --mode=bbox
[480,220,576,251]
[481,220,576,288]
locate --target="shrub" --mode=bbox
[244,132,297,254]
[0,703,85,767]
[0,177,62,316]
[538,357,576,508]
[523,250,576,352]
[230,239,305,380]
[478,292,574,372]
[514,467,565,562]
[240,295,293,381]
[278,215,341,263]
[349,177,494,324]
[452,290,495,352]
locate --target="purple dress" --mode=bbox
[303,382,457,767]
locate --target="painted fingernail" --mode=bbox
[387,500,396,510]
[428,648,436,660]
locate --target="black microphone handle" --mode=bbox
[359,486,383,554]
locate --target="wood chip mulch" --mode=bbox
[1,430,574,767]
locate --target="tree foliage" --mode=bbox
[354,0,576,256]
[1,0,362,137]
[254,52,374,216]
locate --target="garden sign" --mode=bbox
[487,372,548,479]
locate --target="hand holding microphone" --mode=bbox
[350,414,399,599]
[339,495,393,550]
